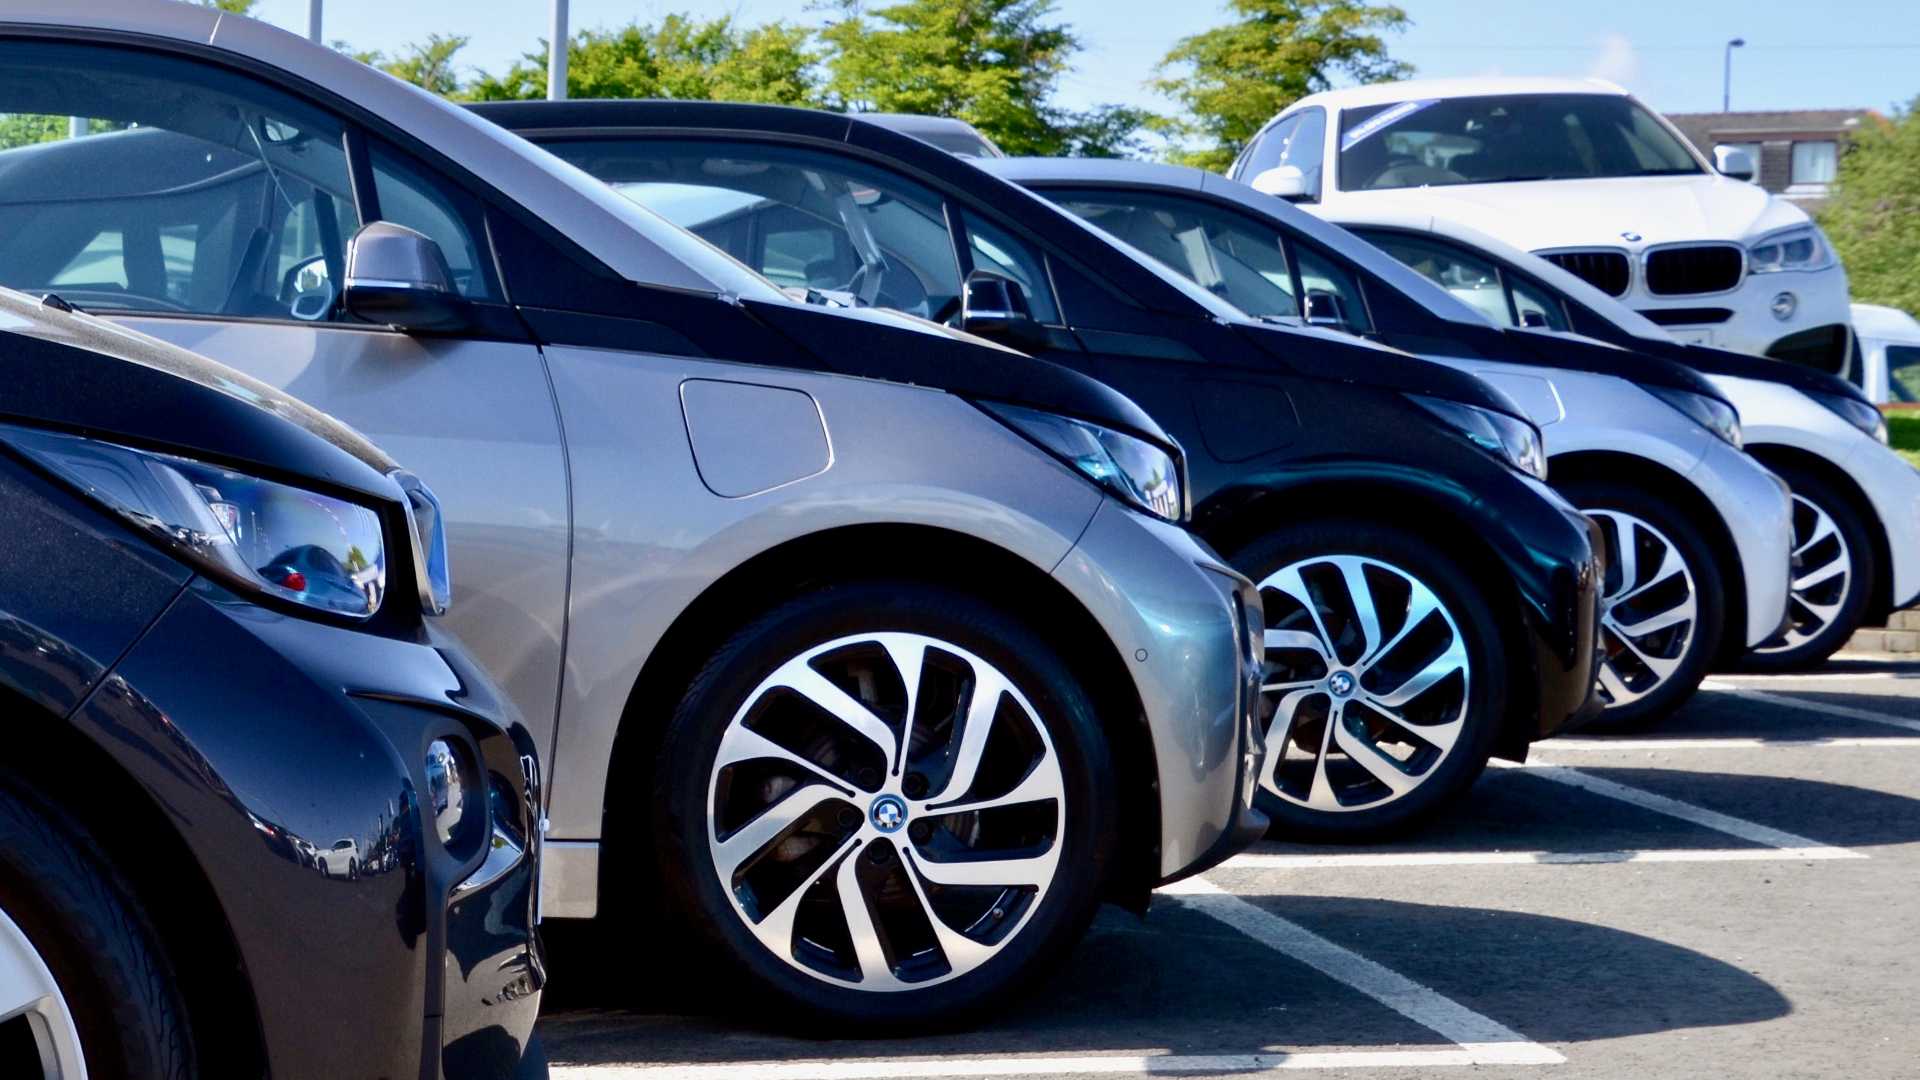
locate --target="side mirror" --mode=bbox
[1519,308,1550,328]
[1713,145,1756,182]
[342,222,469,333]
[1251,165,1312,202]
[1303,288,1349,329]
[960,271,1044,350]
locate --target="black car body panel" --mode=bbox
[480,99,1603,747]
[0,296,543,1079]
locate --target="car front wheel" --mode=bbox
[1742,466,1875,671]
[652,581,1116,1028]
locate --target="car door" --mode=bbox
[0,39,570,750]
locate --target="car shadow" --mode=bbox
[534,898,1785,1064]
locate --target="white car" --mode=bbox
[1320,202,1920,667]
[1852,303,1920,406]
[1232,77,1853,373]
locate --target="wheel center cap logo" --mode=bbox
[1328,671,1357,698]
[870,794,908,833]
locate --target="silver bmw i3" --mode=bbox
[0,2,1265,1026]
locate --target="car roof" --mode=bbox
[0,0,752,296]
[981,157,1494,330]
[1852,303,1920,342]
[1290,76,1631,115]
[859,113,1002,150]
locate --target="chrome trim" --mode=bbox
[1533,246,1634,297]
[343,277,451,293]
[452,824,526,899]
[392,470,452,616]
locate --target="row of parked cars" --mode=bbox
[3,3,1914,1077]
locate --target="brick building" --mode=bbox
[1664,109,1883,211]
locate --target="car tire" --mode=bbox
[651,580,1117,1029]
[1739,466,1876,672]
[0,776,194,1080]
[1233,520,1508,842]
[1560,479,1726,730]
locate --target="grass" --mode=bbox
[1887,410,1920,469]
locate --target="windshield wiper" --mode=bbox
[40,293,80,314]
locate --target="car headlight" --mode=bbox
[979,402,1186,522]
[1747,225,1835,274]
[1407,395,1548,481]
[1806,389,1888,444]
[1646,386,1743,449]
[3,425,388,618]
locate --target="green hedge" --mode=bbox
[1888,410,1920,468]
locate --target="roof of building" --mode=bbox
[1665,109,1879,150]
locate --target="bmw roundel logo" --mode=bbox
[1620,231,1644,243]
[869,794,908,833]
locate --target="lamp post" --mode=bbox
[548,0,569,101]
[307,0,322,43]
[1723,37,1745,113]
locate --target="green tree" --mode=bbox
[465,16,821,106]
[200,0,258,13]
[1153,0,1411,171]
[1822,100,1920,316]
[352,33,472,96]
[820,0,1148,157]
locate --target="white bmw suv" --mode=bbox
[1231,77,1852,373]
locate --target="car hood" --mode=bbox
[1356,175,1808,251]
[1234,320,1533,420]
[740,297,1175,450]
[0,290,399,497]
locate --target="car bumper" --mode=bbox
[1050,499,1267,883]
[1640,263,1850,365]
[70,577,545,1080]
[1513,474,1605,742]
[1843,438,1920,610]
[1691,440,1795,646]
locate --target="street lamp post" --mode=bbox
[548,0,569,101]
[1723,37,1745,113]
[307,0,322,43]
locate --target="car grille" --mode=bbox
[1638,307,1734,326]
[1645,245,1744,296]
[1541,251,1630,297]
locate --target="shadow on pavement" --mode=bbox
[535,896,1785,1065]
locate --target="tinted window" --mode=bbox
[369,140,496,300]
[0,42,361,320]
[1282,108,1328,199]
[1888,345,1920,404]
[1294,244,1371,333]
[1047,188,1298,319]
[1338,94,1703,192]
[544,138,963,320]
[960,211,1059,324]
[1510,275,1570,331]
[1237,114,1300,180]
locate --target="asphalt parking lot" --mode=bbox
[534,657,1920,1080]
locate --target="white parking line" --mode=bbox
[1219,846,1856,870]
[1163,877,1563,1066]
[1544,736,1920,750]
[1495,758,1863,857]
[550,1048,1554,1079]
[1699,681,1920,733]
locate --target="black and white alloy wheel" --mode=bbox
[0,906,83,1079]
[652,582,1114,1027]
[1587,508,1700,709]
[707,632,1065,991]
[1743,466,1876,671]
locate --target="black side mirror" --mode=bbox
[960,270,1045,350]
[343,222,470,333]
[1303,288,1349,329]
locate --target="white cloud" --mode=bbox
[1587,32,1640,88]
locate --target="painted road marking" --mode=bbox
[550,1048,1559,1078]
[1544,736,1920,750]
[1494,758,1863,857]
[1699,681,1920,733]
[1219,846,1855,870]
[1162,877,1563,1065]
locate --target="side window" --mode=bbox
[1887,346,1920,404]
[544,139,962,320]
[369,140,497,300]
[1361,231,1512,327]
[1048,189,1297,319]
[0,41,360,321]
[1238,114,1300,180]
[1509,276,1570,331]
[959,212,1059,324]
[1280,108,1328,199]
[1293,244,1372,333]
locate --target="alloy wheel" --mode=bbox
[1256,555,1471,813]
[706,632,1064,991]
[0,906,84,1079]
[1586,508,1699,708]
[1754,494,1852,655]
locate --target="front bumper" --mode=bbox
[70,578,544,1080]
[1511,474,1606,744]
[1050,499,1267,883]
[1691,440,1795,646]
[1843,437,1920,611]
[1641,262,1850,365]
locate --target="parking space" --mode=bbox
[540,657,1920,1079]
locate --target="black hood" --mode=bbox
[741,297,1174,449]
[1497,329,1735,405]
[1234,320,1534,420]
[1656,339,1869,404]
[0,291,398,498]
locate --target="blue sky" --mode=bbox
[245,0,1920,117]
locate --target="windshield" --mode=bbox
[1338,93,1704,192]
